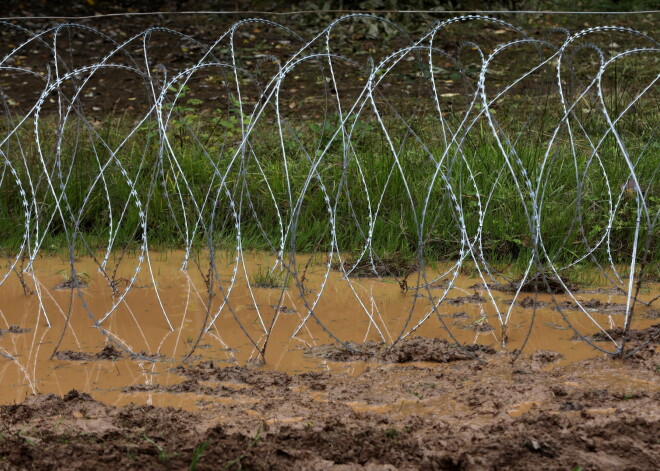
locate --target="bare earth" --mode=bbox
[1,333,658,470]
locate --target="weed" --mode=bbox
[384,427,400,440]
[190,440,209,471]
[223,455,245,470]
[17,428,36,447]
[620,387,638,400]
[52,271,90,290]
[251,267,289,289]
[143,435,178,462]
[251,423,263,446]
[223,423,263,470]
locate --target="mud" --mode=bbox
[503,296,632,314]
[0,252,659,468]
[554,299,629,314]
[0,325,30,336]
[2,352,659,470]
[52,344,125,361]
[445,292,486,305]
[306,338,496,363]
[52,276,89,291]
[474,273,576,295]
[1,251,659,406]
[587,323,660,344]
[507,296,549,309]
[530,350,563,364]
[644,310,660,319]
[331,254,418,278]
[516,273,575,294]
[53,344,167,362]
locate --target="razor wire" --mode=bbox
[0,15,658,372]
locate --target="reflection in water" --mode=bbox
[0,250,658,406]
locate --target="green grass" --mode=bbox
[251,266,290,288]
[190,440,209,471]
[0,103,657,270]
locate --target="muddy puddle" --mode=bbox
[0,251,658,410]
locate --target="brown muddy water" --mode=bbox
[0,251,658,409]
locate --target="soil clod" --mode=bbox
[306,338,496,363]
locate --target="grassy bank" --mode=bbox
[0,104,657,269]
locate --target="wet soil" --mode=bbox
[507,296,549,309]
[1,350,659,470]
[331,253,418,279]
[506,273,576,294]
[0,325,30,336]
[477,274,576,295]
[306,337,496,363]
[52,344,171,362]
[1,251,659,404]
[53,344,127,361]
[4,1,651,123]
[554,299,630,315]
[52,276,89,291]
[505,296,633,314]
[587,323,660,344]
[445,292,486,305]
[0,252,658,468]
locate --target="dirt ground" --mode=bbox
[3,0,653,122]
[1,330,658,470]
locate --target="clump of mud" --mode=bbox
[586,323,660,344]
[478,273,576,294]
[516,273,574,293]
[305,341,382,362]
[446,292,485,305]
[0,325,30,336]
[554,298,628,314]
[53,275,88,290]
[530,350,563,364]
[502,296,631,314]
[644,310,660,319]
[506,296,548,309]
[385,338,495,362]
[52,344,167,362]
[175,362,292,389]
[53,344,124,361]
[123,379,216,395]
[131,351,168,361]
[306,337,495,363]
[331,253,418,278]
[573,324,659,370]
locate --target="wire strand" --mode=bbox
[1,9,658,21]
